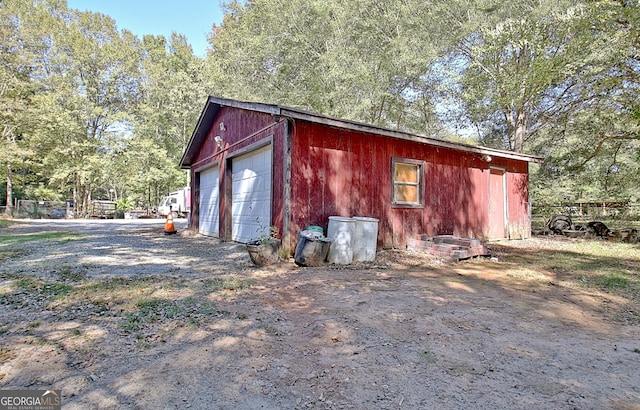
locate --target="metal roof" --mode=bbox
[180,96,544,168]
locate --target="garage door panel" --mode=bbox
[199,167,220,237]
[231,145,272,243]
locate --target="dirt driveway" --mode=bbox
[1,219,639,409]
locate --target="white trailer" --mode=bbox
[158,187,191,217]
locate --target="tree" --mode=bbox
[29,4,142,216]
[435,2,586,152]
[3,0,639,214]
[0,0,43,214]
[525,1,640,202]
[207,0,444,133]
[430,0,640,203]
[131,33,207,206]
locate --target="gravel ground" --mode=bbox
[1,219,639,409]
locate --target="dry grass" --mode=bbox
[1,226,639,343]
[0,229,256,347]
[487,236,640,323]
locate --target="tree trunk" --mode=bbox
[513,109,527,153]
[73,172,89,218]
[5,162,13,216]
[73,176,80,218]
[504,106,527,153]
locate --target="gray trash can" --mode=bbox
[294,232,332,267]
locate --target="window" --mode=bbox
[392,158,425,208]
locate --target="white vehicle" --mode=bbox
[158,187,191,217]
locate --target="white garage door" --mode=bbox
[199,167,220,237]
[231,145,272,243]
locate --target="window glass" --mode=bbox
[394,163,418,183]
[394,185,418,203]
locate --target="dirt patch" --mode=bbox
[1,220,639,409]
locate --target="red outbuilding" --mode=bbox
[179,96,542,254]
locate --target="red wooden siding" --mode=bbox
[186,102,531,252]
[289,120,530,249]
[190,107,285,241]
[506,161,530,239]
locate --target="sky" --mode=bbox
[66,0,225,57]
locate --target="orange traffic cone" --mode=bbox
[164,212,177,235]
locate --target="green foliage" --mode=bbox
[24,184,63,201]
[0,275,73,308]
[0,1,200,211]
[0,231,80,245]
[249,225,279,245]
[0,0,44,210]
[116,198,134,212]
[1,0,640,209]
[119,297,218,333]
[127,33,206,204]
[431,0,640,204]
[591,274,630,290]
[208,0,443,133]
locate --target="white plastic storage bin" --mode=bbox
[326,216,355,264]
[352,216,379,262]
